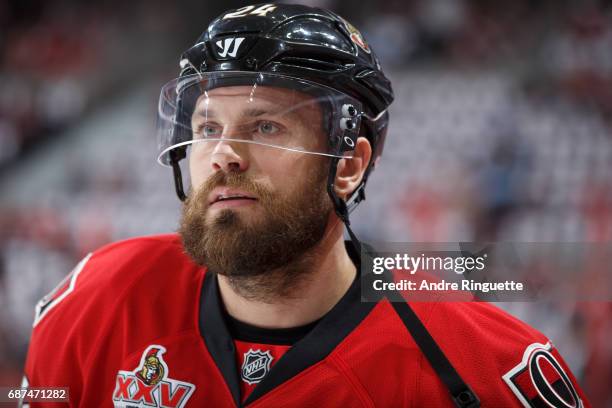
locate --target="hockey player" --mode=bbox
[22,4,590,407]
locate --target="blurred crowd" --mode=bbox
[0,0,187,168]
[0,1,116,168]
[0,0,611,405]
[0,0,185,388]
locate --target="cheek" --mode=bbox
[188,160,200,189]
[188,151,209,190]
[254,152,326,195]
[250,151,300,185]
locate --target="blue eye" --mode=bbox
[204,126,219,135]
[196,124,222,138]
[258,121,279,134]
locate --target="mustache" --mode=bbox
[192,171,273,207]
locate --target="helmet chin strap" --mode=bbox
[172,160,187,202]
[326,157,363,255]
[170,148,188,202]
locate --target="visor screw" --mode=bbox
[342,104,357,117]
[340,118,356,131]
[245,57,257,69]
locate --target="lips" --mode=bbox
[208,187,257,205]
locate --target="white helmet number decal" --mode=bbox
[223,4,277,19]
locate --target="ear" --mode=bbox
[334,137,372,200]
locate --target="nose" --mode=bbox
[210,140,248,173]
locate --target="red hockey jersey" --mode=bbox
[22,234,590,407]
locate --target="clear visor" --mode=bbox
[157,72,364,166]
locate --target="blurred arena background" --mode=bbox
[0,0,611,405]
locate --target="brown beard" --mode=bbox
[179,162,333,301]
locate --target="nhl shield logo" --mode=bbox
[241,349,273,385]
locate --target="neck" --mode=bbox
[217,216,356,329]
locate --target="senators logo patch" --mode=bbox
[339,17,370,54]
[503,342,583,408]
[113,345,195,408]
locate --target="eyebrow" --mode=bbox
[194,107,281,119]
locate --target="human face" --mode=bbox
[188,85,327,222]
[179,85,334,279]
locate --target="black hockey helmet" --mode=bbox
[157,3,393,215]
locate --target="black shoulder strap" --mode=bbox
[329,158,480,408]
[390,299,480,408]
[357,239,480,408]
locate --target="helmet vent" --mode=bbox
[279,57,347,72]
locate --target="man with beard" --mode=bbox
[21,4,590,408]
[179,85,346,307]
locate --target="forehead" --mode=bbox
[208,85,311,99]
[193,85,319,113]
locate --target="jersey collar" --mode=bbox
[198,240,380,406]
